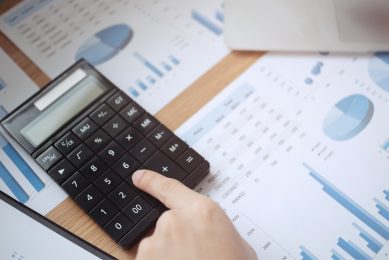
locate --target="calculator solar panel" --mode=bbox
[1,60,209,248]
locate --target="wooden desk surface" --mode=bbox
[0,2,263,259]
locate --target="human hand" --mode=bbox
[132,170,257,259]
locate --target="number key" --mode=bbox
[112,154,140,179]
[94,171,122,195]
[75,185,104,212]
[98,141,125,165]
[80,156,107,182]
[108,183,137,208]
[61,172,89,197]
[90,199,119,226]
[103,213,133,242]
[123,196,152,223]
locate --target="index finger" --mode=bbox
[132,169,203,209]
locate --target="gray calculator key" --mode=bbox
[36,146,62,170]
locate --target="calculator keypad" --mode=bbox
[34,90,209,248]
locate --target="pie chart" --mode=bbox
[75,24,133,66]
[368,52,389,92]
[323,94,374,141]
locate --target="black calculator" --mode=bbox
[1,60,209,248]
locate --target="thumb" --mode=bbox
[132,169,201,209]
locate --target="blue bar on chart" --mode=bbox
[352,222,383,253]
[136,80,148,91]
[215,9,224,23]
[0,133,45,192]
[169,55,180,65]
[180,83,254,145]
[133,52,164,78]
[0,105,7,120]
[303,163,389,240]
[0,162,29,203]
[380,138,389,152]
[2,0,53,27]
[0,77,6,91]
[331,249,345,260]
[374,198,389,220]
[299,245,318,260]
[337,238,371,260]
[147,76,156,84]
[128,87,139,97]
[161,62,172,72]
[384,190,389,201]
[191,10,223,36]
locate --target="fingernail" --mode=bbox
[132,170,145,184]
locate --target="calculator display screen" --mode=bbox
[21,76,107,147]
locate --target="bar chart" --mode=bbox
[0,132,45,203]
[191,10,223,36]
[303,163,389,260]
[128,52,181,98]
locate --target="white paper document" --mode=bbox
[177,52,389,259]
[0,0,229,114]
[0,199,101,260]
[0,48,67,215]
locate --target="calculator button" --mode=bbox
[118,208,163,247]
[107,91,130,112]
[103,115,128,137]
[133,113,158,135]
[108,182,137,209]
[75,185,104,212]
[117,127,142,150]
[129,139,157,163]
[72,117,98,140]
[183,161,210,189]
[144,151,187,181]
[112,154,140,179]
[104,212,134,242]
[55,132,81,155]
[61,172,89,198]
[119,102,144,123]
[98,141,125,165]
[36,146,62,170]
[161,136,188,160]
[94,171,122,195]
[67,144,94,168]
[122,196,152,223]
[48,159,76,184]
[177,148,203,173]
[123,196,152,224]
[90,199,119,226]
[85,129,111,153]
[89,104,115,126]
[80,156,108,182]
[147,124,173,148]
